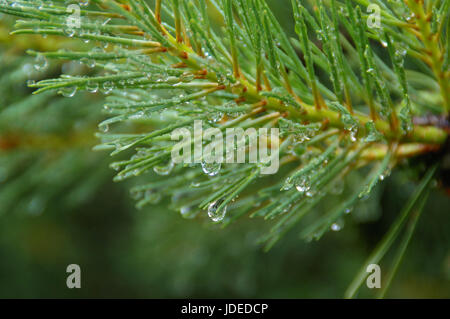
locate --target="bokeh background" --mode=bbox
[0,0,449,298]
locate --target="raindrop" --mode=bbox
[201,161,221,176]
[295,177,311,194]
[180,206,191,217]
[208,199,227,222]
[59,86,77,98]
[145,190,162,204]
[341,114,359,142]
[349,128,358,142]
[110,162,121,171]
[379,168,391,181]
[102,81,114,94]
[282,180,293,191]
[153,160,174,176]
[99,123,109,133]
[180,206,197,219]
[396,48,407,57]
[34,54,48,71]
[191,181,202,188]
[64,28,76,38]
[86,82,99,93]
[406,13,415,22]
[82,58,96,68]
[331,223,342,231]
[366,68,375,75]
[305,190,315,197]
[331,218,345,231]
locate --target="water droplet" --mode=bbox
[99,123,109,133]
[305,190,315,197]
[201,162,221,176]
[396,48,407,57]
[86,82,99,93]
[180,206,197,219]
[340,114,359,142]
[180,206,191,217]
[282,180,293,190]
[208,111,224,123]
[349,129,358,142]
[108,162,119,172]
[295,177,311,194]
[153,160,174,176]
[332,217,345,232]
[208,199,227,222]
[34,55,48,71]
[180,72,195,82]
[82,58,96,68]
[64,28,76,38]
[102,81,114,94]
[144,190,162,204]
[406,13,415,22]
[59,86,77,97]
[331,223,342,231]
[379,167,391,181]
[191,181,202,188]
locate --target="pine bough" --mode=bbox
[1,0,449,297]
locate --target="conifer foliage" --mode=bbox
[0,0,449,297]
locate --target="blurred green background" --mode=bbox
[0,0,449,299]
[1,170,449,298]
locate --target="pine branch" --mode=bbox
[0,43,111,215]
[0,0,448,278]
[344,164,437,298]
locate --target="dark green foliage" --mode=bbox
[0,0,449,298]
